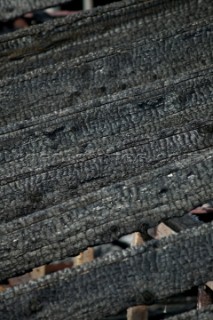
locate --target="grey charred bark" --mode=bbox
[0,0,73,22]
[0,0,212,280]
[166,305,213,320]
[0,222,212,319]
[0,1,213,319]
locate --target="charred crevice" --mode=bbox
[159,187,168,194]
[43,125,65,140]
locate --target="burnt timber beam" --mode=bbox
[0,222,212,319]
[0,0,213,319]
[0,0,74,22]
[0,0,212,76]
[166,305,213,320]
[0,0,213,280]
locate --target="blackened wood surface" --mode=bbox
[166,305,213,320]
[0,0,73,22]
[0,222,213,319]
[0,0,212,79]
[0,0,213,283]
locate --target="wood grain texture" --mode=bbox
[0,1,213,318]
[0,0,73,21]
[0,222,212,320]
[0,0,213,281]
[0,0,211,72]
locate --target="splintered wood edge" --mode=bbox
[148,222,177,239]
[31,265,46,280]
[132,232,145,246]
[127,305,148,320]
[206,281,213,291]
[73,247,94,266]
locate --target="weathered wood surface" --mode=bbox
[0,0,213,281]
[166,305,213,320]
[0,222,212,319]
[0,0,72,22]
[0,0,211,75]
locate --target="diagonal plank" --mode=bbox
[1,145,213,280]
[0,0,212,76]
[0,222,212,319]
[0,0,213,281]
[0,0,74,22]
[166,305,213,320]
[0,1,213,318]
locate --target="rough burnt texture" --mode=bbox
[0,0,72,22]
[167,305,213,320]
[0,0,212,79]
[0,0,213,281]
[0,0,213,318]
[0,223,213,320]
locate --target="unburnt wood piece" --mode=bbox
[166,305,213,320]
[7,266,45,288]
[0,0,73,22]
[148,223,177,240]
[83,0,93,11]
[31,265,46,280]
[73,247,94,266]
[132,232,145,247]
[206,282,213,291]
[8,273,31,287]
[127,306,148,320]
[0,222,212,320]
[45,259,73,274]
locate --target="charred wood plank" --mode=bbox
[0,0,212,282]
[0,1,212,319]
[166,305,213,320]
[1,70,213,219]
[0,74,213,278]
[0,18,212,125]
[0,0,211,77]
[0,0,73,22]
[0,222,212,319]
[0,72,213,280]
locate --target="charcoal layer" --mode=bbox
[166,305,213,320]
[0,0,73,22]
[0,223,212,320]
[0,0,213,280]
[0,0,212,76]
